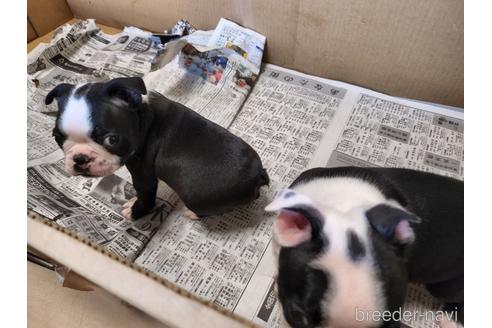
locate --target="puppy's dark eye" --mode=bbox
[103,134,120,148]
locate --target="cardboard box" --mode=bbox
[27,0,463,327]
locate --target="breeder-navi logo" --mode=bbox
[355,307,459,323]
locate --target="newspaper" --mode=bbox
[27,110,60,163]
[27,19,162,113]
[227,65,463,328]
[136,65,463,327]
[27,20,463,328]
[325,94,463,179]
[134,64,350,324]
[207,18,266,73]
[27,159,175,260]
[144,18,265,127]
[143,55,254,127]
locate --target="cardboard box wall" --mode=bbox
[65,0,464,107]
[27,0,464,327]
[28,0,73,37]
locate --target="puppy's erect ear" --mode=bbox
[265,189,324,247]
[103,77,147,107]
[45,83,74,105]
[366,204,420,245]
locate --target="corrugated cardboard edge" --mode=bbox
[27,209,259,328]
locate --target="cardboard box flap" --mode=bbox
[27,211,256,328]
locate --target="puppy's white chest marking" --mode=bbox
[60,93,93,137]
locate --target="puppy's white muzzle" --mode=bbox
[63,139,121,177]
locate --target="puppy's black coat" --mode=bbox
[46,77,269,219]
[129,90,269,217]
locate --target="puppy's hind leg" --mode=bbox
[183,206,200,220]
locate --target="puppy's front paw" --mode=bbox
[121,197,151,220]
[121,197,137,220]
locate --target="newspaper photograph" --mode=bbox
[207,17,266,73]
[144,18,266,127]
[27,18,463,328]
[143,55,254,128]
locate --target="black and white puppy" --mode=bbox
[265,167,463,328]
[46,77,269,219]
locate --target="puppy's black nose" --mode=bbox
[73,154,90,165]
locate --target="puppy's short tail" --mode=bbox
[259,168,270,186]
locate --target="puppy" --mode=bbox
[265,167,463,328]
[46,77,269,219]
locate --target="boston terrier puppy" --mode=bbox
[265,167,463,328]
[46,77,269,219]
